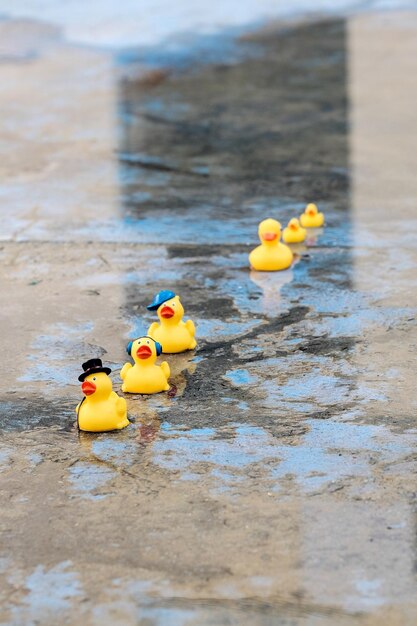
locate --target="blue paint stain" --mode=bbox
[10,562,82,622]
[68,462,117,500]
[152,420,417,493]
[91,439,138,467]
[0,448,13,471]
[196,318,263,341]
[153,423,277,471]
[224,368,259,386]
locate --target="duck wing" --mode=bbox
[120,362,132,380]
[148,321,159,336]
[161,361,170,380]
[185,319,196,337]
[115,395,127,416]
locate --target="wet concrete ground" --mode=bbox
[1,9,417,626]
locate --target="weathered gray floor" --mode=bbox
[1,10,417,626]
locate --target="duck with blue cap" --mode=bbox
[147,290,197,353]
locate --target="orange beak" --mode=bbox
[137,345,152,359]
[160,305,175,318]
[307,208,316,216]
[290,223,298,231]
[81,381,96,396]
[262,232,278,241]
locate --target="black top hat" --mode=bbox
[78,358,111,382]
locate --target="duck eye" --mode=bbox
[147,340,150,344]
[93,377,96,381]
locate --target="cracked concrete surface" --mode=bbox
[1,8,417,626]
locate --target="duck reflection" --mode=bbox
[249,267,294,316]
[305,228,324,246]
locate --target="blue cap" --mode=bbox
[147,290,176,311]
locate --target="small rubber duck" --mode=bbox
[282,218,306,244]
[147,290,197,353]
[299,203,324,228]
[76,358,129,432]
[120,336,171,394]
[249,218,293,271]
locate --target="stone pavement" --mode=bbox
[1,10,417,626]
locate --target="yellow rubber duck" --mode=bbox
[249,218,293,271]
[282,218,307,244]
[147,290,197,353]
[76,359,129,432]
[120,336,171,394]
[299,203,324,228]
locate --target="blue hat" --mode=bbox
[147,290,176,311]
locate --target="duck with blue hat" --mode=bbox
[147,290,197,353]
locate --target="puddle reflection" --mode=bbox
[305,228,324,246]
[249,269,293,316]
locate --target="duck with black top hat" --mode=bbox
[76,358,129,432]
[147,290,197,353]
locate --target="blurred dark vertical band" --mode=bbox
[116,17,350,311]
[117,18,349,221]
